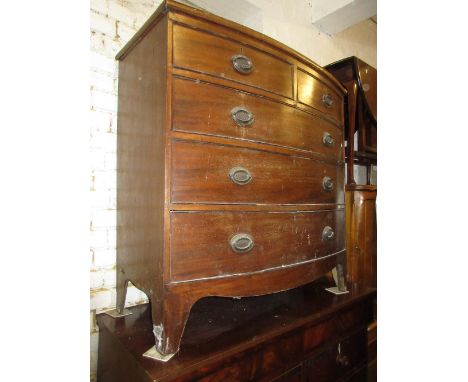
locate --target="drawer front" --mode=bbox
[172,24,294,98]
[173,77,343,162]
[304,329,367,382]
[297,69,343,123]
[170,210,344,282]
[171,140,344,205]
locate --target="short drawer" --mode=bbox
[172,77,343,162]
[304,329,367,382]
[170,210,344,282]
[172,23,294,98]
[297,69,343,123]
[171,140,344,205]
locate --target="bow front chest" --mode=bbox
[115,0,347,359]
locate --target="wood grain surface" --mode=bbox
[172,23,294,98]
[170,210,345,281]
[297,69,343,123]
[172,76,343,162]
[171,140,344,205]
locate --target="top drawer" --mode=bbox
[172,23,294,99]
[297,69,343,123]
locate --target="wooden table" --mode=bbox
[97,279,375,381]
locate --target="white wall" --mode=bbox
[89,1,376,380]
[187,0,376,67]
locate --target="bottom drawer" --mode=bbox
[170,210,345,282]
[304,329,367,382]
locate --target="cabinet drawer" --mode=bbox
[173,77,343,162]
[172,23,294,98]
[170,210,345,282]
[297,69,343,123]
[171,140,344,205]
[304,329,367,382]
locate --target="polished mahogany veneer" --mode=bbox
[171,140,344,205]
[115,0,347,358]
[173,23,294,98]
[172,77,343,161]
[170,210,345,282]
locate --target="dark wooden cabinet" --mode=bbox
[97,280,375,382]
[115,0,348,359]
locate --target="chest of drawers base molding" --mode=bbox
[116,0,347,358]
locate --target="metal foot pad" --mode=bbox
[325,287,350,295]
[104,308,133,318]
[143,346,176,362]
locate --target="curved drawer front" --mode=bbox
[171,140,344,205]
[172,77,343,162]
[172,24,294,99]
[297,69,343,123]
[170,210,345,282]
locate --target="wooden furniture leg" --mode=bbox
[150,292,196,358]
[115,274,129,314]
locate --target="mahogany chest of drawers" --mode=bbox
[115,0,347,359]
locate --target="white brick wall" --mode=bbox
[89,1,376,381]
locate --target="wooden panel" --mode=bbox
[172,76,343,162]
[170,210,345,281]
[171,140,344,205]
[116,16,167,300]
[172,23,294,98]
[345,186,377,288]
[304,329,367,382]
[297,69,343,123]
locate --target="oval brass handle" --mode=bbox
[336,354,349,367]
[323,132,335,147]
[322,176,334,191]
[229,166,252,185]
[231,107,255,127]
[231,54,254,74]
[322,226,335,241]
[230,233,254,253]
[322,94,334,107]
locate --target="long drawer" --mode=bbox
[172,77,343,162]
[172,23,294,99]
[170,210,344,282]
[170,140,344,205]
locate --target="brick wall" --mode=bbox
[89,1,376,380]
